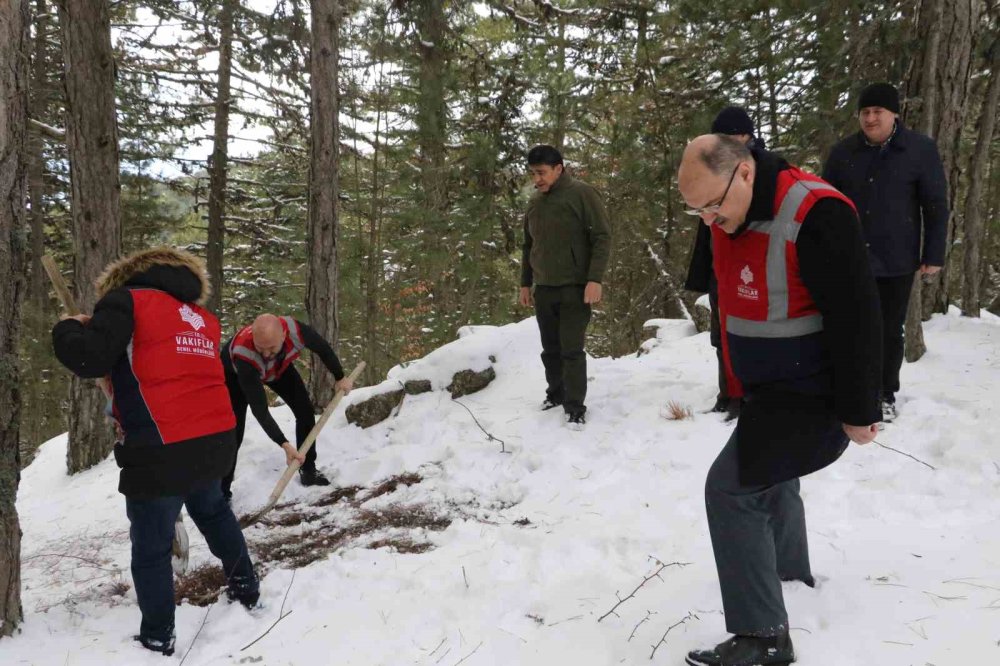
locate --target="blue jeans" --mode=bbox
[125,478,257,642]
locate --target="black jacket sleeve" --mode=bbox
[918,140,949,267]
[297,321,345,380]
[797,198,882,426]
[51,289,134,379]
[234,358,289,445]
[520,212,533,288]
[820,143,844,191]
[683,222,713,293]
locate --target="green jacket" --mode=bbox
[520,173,612,288]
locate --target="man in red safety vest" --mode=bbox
[221,313,352,499]
[677,135,882,666]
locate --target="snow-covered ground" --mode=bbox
[6,309,1000,665]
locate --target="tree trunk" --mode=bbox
[205,0,234,315]
[552,14,567,150]
[27,0,49,306]
[960,35,999,316]
[915,0,982,314]
[0,0,30,638]
[58,0,121,473]
[416,0,448,225]
[902,0,942,362]
[306,0,341,407]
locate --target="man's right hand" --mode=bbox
[518,287,534,307]
[843,423,878,445]
[282,441,306,466]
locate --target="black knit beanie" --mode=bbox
[858,83,900,114]
[711,106,755,137]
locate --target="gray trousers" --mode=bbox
[705,432,812,636]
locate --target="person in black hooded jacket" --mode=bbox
[52,247,259,657]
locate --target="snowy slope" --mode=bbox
[5,309,1000,665]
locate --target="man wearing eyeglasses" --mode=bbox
[519,144,611,428]
[677,135,882,666]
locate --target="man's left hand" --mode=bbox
[843,423,878,445]
[60,314,91,325]
[920,264,942,275]
[583,281,602,304]
[335,377,353,395]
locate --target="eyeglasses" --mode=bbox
[683,164,740,217]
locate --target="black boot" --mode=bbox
[880,392,898,423]
[134,632,176,657]
[686,633,795,666]
[226,570,260,609]
[541,396,562,411]
[299,465,331,487]
[724,398,741,422]
[710,396,729,413]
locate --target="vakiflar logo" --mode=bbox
[179,304,206,331]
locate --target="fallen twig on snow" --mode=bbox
[452,641,483,665]
[241,570,297,651]
[874,440,936,471]
[649,611,698,660]
[598,560,691,622]
[452,398,509,453]
[628,610,657,641]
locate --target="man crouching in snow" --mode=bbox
[221,313,353,499]
[676,135,882,666]
[52,247,259,656]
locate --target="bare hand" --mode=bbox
[843,423,878,445]
[282,441,305,466]
[519,287,534,307]
[920,264,942,275]
[335,377,353,395]
[583,281,602,304]
[61,314,91,324]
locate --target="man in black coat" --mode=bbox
[822,82,948,422]
[684,106,764,422]
[677,135,881,666]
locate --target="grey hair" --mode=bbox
[698,134,752,176]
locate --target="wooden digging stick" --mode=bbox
[240,361,366,528]
[42,254,191,573]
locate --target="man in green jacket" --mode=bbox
[519,145,611,427]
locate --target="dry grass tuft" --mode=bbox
[174,564,227,606]
[664,400,694,421]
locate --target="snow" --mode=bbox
[7,308,1000,664]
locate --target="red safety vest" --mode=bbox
[711,167,856,397]
[228,316,306,383]
[111,289,235,445]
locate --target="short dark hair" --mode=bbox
[527,144,563,167]
[699,135,752,176]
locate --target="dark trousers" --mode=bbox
[705,433,812,636]
[534,285,592,414]
[125,478,257,642]
[876,274,915,398]
[222,366,317,497]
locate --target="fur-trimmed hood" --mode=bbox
[96,247,212,306]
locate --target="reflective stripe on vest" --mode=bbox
[726,179,838,339]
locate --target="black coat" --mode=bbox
[822,122,949,278]
[733,150,883,486]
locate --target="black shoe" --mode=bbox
[134,633,176,656]
[881,396,898,423]
[299,466,331,487]
[686,633,794,666]
[226,571,260,609]
[780,574,816,588]
[710,397,729,413]
[565,411,586,429]
[541,397,562,411]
